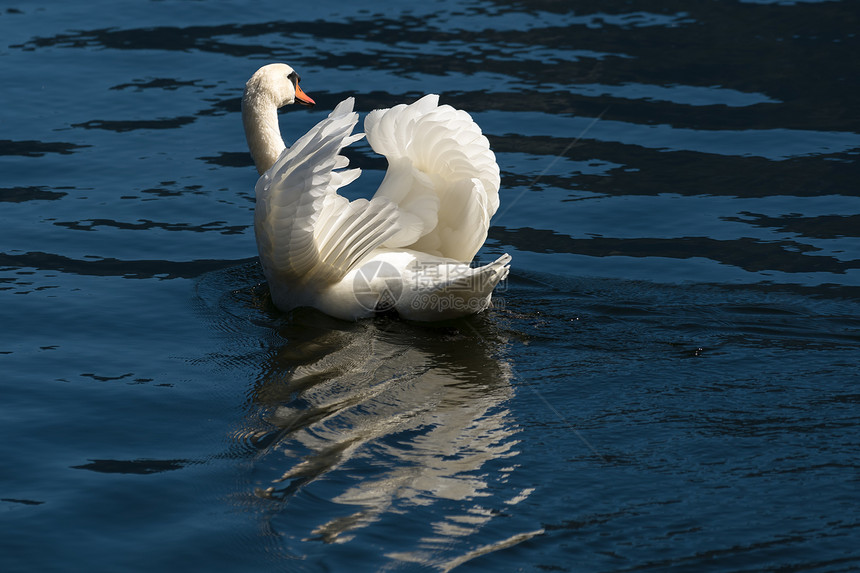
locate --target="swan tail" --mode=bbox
[365,95,501,263]
[255,98,400,287]
[439,254,511,297]
[399,254,512,319]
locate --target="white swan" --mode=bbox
[242,63,511,321]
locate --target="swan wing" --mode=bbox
[254,98,401,286]
[365,95,501,262]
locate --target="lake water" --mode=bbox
[2,0,859,571]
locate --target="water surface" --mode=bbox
[1,0,858,571]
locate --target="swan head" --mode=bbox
[244,63,315,108]
[243,63,316,174]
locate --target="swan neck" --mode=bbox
[242,90,286,175]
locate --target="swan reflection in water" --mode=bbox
[229,303,537,566]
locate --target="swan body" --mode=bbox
[242,63,511,321]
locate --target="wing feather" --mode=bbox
[364,94,500,262]
[254,98,401,287]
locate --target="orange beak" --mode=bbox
[295,84,315,107]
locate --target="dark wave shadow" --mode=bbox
[490,225,860,275]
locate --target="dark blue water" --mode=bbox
[2,1,858,571]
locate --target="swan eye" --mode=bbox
[287,71,300,87]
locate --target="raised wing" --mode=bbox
[364,94,501,262]
[254,98,401,287]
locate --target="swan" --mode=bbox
[242,63,511,321]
